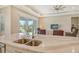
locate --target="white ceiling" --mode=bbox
[28,5,79,17]
[1,5,79,17]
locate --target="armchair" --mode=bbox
[65,29,78,37]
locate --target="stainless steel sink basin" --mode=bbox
[14,39,42,46]
[25,40,42,46]
[14,39,30,44]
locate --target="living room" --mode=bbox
[35,5,79,37]
[0,5,79,53]
[0,5,79,37]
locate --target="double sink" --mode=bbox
[14,39,42,46]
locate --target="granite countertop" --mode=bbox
[0,34,79,53]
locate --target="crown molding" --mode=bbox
[39,10,79,17]
[0,5,10,9]
[1,5,79,17]
[26,5,42,15]
[0,5,41,17]
[13,6,41,17]
[27,5,79,17]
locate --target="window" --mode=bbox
[19,17,37,37]
[0,15,4,34]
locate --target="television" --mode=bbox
[51,24,59,29]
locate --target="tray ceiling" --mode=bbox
[27,5,79,17]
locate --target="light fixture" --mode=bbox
[52,5,65,11]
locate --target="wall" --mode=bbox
[10,7,79,34]
[11,6,38,34]
[39,15,72,32]
[0,6,11,37]
[38,17,46,29]
[0,6,39,37]
[39,14,79,32]
[1,6,79,36]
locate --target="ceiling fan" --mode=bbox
[52,5,65,11]
[50,5,66,14]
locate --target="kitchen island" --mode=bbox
[0,34,79,53]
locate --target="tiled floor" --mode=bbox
[46,43,79,53]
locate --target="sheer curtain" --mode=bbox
[0,14,4,35]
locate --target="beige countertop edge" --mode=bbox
[1,39,79,53]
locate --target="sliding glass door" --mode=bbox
[19,17,37,38]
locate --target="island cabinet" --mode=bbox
[6,44,36,53]
[53,30,64,36]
